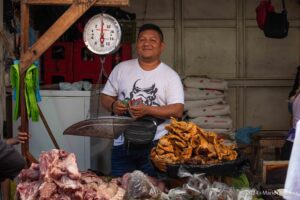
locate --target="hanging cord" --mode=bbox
[88,56,105,119]
[97,56,119,116]
[98,56,106,84]
[88,55,118,119]
[100,56,118,92]
[96,56,107,117]
[142,0,148,24]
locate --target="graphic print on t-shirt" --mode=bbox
[121,79,160,106]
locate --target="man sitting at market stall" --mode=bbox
[100,23,184,177]
[1,131,30,200]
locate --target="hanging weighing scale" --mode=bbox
[63,13,134,139]
[83,13,121,118]
[83,13,122,55]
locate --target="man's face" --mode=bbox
[136,29,165,62]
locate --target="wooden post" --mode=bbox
[20,2,30,164]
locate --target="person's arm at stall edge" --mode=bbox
[5,131,31,145]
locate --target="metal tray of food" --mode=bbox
[63,116,135,139]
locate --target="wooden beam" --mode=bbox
[25,0,129,6]
[20,2,30,164]
[20,1,97,73]
[20,3,30,54]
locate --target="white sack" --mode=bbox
[183,77,228,90]
[184,98,224,110]
[184,88,225,100]
[188,104,231,118]
[190,116,233,129]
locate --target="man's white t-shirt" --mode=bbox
[101,59,184,146]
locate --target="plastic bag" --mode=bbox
[167,188,192,200]
[185,174,210,194]
[175,167,239,200]
[205,182,236,200]
[237,189,256,200]
[125,170,161,200]
[174,167,209,199]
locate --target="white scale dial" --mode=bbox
[83,13,122,55]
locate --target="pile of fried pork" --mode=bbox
[151,118,238,171]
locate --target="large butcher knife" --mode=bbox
[63,116,135,139]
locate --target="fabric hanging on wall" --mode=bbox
[10,60,40,121]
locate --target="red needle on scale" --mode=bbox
[100,16,105,44]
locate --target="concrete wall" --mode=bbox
[123,0,299,131]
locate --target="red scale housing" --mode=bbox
[73,39,103,84]
[43,42,73,84]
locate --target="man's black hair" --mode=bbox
[138,23,164,41]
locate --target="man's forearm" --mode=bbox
[100,94,117,112]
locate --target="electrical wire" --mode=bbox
[142,0,148,24]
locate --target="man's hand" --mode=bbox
[5,131,31,145]
[112,100,128,116]
[129,103,148,119]
[17,131,31,144]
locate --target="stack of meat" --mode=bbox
[17,149,125,200]
[16,149,168,200]
[183,76,233,139]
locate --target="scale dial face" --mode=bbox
[83,13,122,55]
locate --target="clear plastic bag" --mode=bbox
[237,189,256,200]
[125,170,161,200]
[205,182,237,200]
[167,188,192,200]
[174,166,239,200]
[175,167,209,199]
[185,173,210,194]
